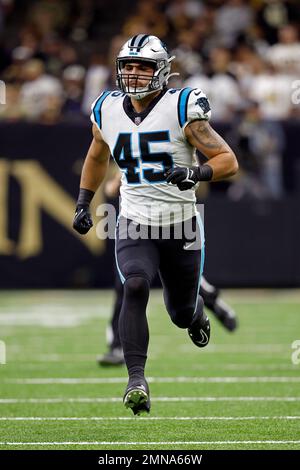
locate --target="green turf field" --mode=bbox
[0,289,299,450]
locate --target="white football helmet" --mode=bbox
[116,34,176,100]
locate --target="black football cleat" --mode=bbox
[123,378,150,416]
[188,308,211,348]
[97,347,125,367]
[209,298,237,332]
[200,278,237,332]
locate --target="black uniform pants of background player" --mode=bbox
[115,215,204,379]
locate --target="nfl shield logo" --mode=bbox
[135,116,142,125]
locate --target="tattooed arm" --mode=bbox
[184,120,238,181]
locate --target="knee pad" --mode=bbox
[124,276,149,300]
[122,259,150,281]
[169,306,195,329]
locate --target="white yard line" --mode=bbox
[0,416,300,421]
[6,376,300,384]
[0,440,300,446]
[0,396,299,404]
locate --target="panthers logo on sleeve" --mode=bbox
[178,88,211,129]
[188,88,211,122]
[195,96,211,115]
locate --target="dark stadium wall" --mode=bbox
[0,121,299,288]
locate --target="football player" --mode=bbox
[73,34,238,415]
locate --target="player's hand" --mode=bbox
[165,166,199,191]
[73,205,93,234]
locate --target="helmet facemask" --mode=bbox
[116,58,160,100]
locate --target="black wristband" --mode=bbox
[76,188,95,207]
[197,164,213,181]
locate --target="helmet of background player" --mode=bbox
[116,34,176,100]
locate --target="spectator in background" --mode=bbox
[230,43,266,96]
[81,53,110,116]
[166,0,205,32]
[267,24,300,75]
[2,45,33,84]
[172,29,203,79]
[0,83,22,120]
[62,64,85,120]
[256,0,299,45]
[59,43,79,69]
[247,61,295,120]
[122,0,169,40]
[39,33,65,77]
[247,23,271,59]
[185,46,242,122]
[20,59,63,122]
[213,0,253,48]
[16,25,41,59]
[41,38,80,80]
[228,103,285,200]
[28,0,71,38]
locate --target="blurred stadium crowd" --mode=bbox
[0,0,300,199]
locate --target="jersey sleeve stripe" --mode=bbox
[93,91,111,129]
[177,87,193,128]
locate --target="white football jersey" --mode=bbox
[91,87,211,226]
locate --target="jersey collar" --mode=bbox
[123,88,168,125]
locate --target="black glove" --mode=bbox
[165,164,213,191]
[73,205,93,234]
[73,188,94,235]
